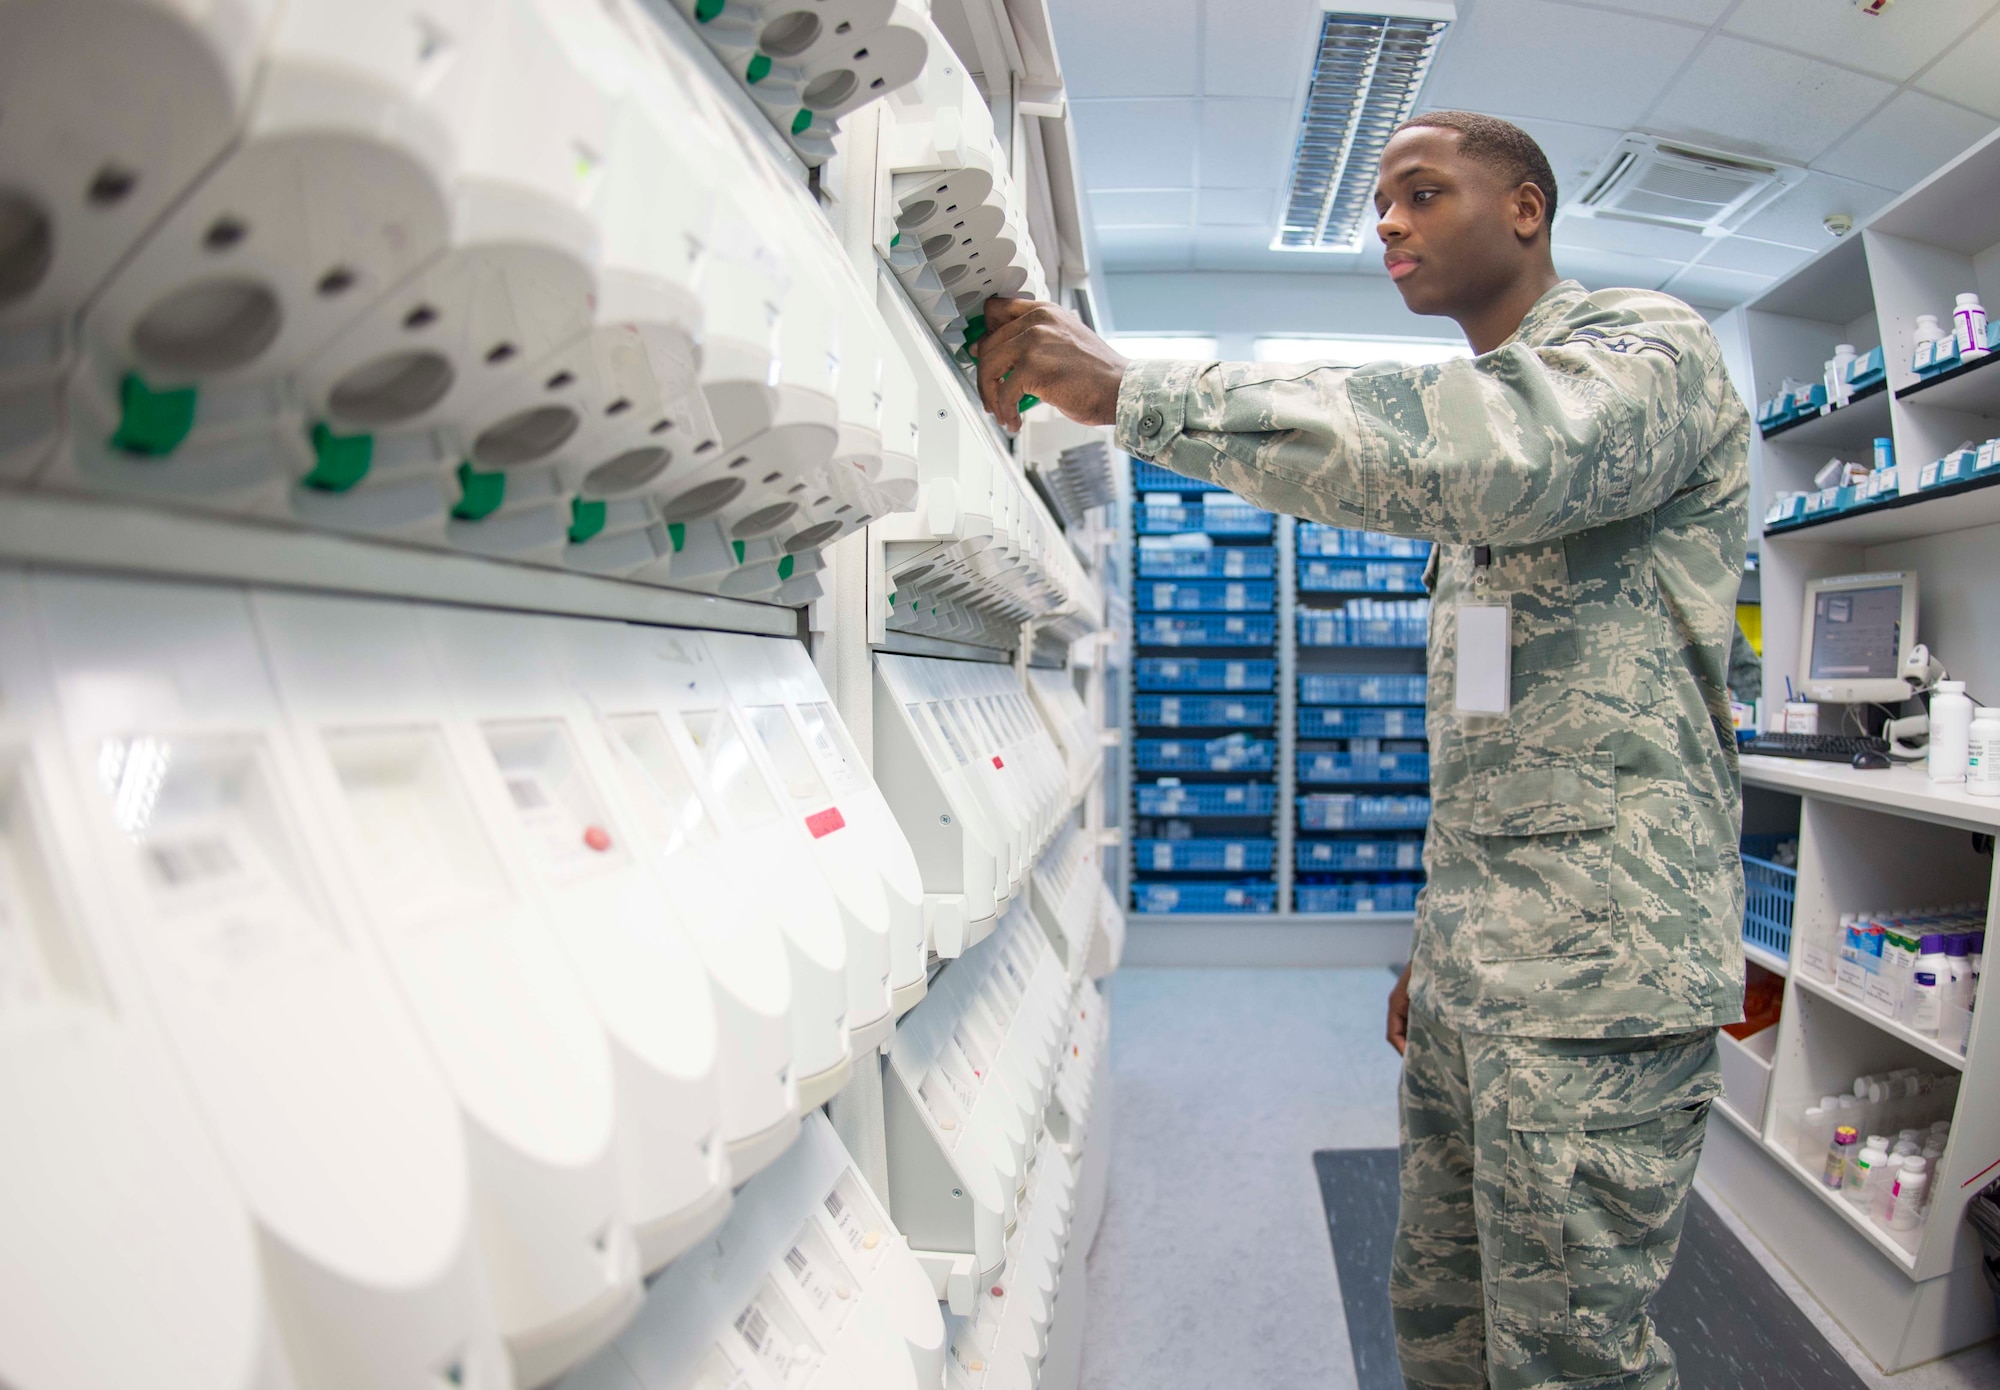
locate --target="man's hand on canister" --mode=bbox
[969,296,1128,432]
[1386,963,1413,1056]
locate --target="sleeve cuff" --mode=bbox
[1114,359,1209,464]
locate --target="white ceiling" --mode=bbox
[1052,0,2000,310]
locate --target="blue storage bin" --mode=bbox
[1135,543,1276,579]
[1134,838,1276,873]
[1297,558,1430,593]
[1135,501,1275,536]
[1132,461,1224,493]
[1298,610,1429,647]
[1740,833,1796,963]
[1297,705,1426,739]
[1295,838,1425,872]
[1296,879,1422,914]
[1134,695,1276,728]
[1297,750,1431,784]
[1297,525,1431,559]
[1132,879,1277,914]
[1299,793,1431,831]
[1137,579,1277,613]
[1135,736,1276,773]
[1137,613,1276,647]
[1136,781,1277,816]
[1299,673,1428,705]
[1137,658,1276,692]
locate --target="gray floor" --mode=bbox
[1077,967,2000,1390]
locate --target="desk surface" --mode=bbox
[1740,755,2000,831]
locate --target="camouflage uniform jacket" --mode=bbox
[1116,281,1751,1037]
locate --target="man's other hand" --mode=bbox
[970,296,1128,433]
[1387,963,1412,1056]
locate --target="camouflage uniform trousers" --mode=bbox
[1390,1004,1721,1389]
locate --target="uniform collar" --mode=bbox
[1496,279,1588,352]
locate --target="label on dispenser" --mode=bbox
[798,704,868,796]
[485,721,623,881]
[822,1173,887,1269]
[804,807,846,838]
[781,1221,859,1332]
[690,1345,754,1390]
[734,1280,820,1387]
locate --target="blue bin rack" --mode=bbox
[1297,525,1432,559]
[1136,781,1277,817]
[1298,609,1428,648]
[1297,751,1431,784]
[1295,879,1423,914]
[1132,879,1278,914]
[1136,579,1277,613]
[1296,838,1425,872]
[1136,613,1276,647]
[1133,695,1276,728]
[1136,658,1276,692]
[1741,833,1796,962]
[1299,673,1428,705]
[1136,737,1276,773]
[1135,501,1275,536]
[1132,461,1224,493]
[1135,544,1276,580]
[1135,839,1277,873]
[1299,794,1432,831]
[1297,705,1426,739]
[1297,558,1430,593]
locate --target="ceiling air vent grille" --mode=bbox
[1274,3,1454,253]
[1567,134,1805,235]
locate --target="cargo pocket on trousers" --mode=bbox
[1473,752,1617,962]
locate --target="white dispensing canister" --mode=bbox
[1929,680,1972,783]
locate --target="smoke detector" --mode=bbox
[1824,213,1854,238]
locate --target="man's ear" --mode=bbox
[1514,182,1549,244]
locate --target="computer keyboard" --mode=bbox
[1741,732,1890,763]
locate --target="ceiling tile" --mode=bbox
[1071,100,1201,189]
[1659,263,1776,311]
[1198,187,1280,228]
[1046,0,1198,98]
[1552,247,1683,292]
[1094,226,1196,272]
[1201,0,1319,98]
[1191,226,1373,274]
[1090,190,1195,229]
[1420,0,1706,130]
[1552,0,1731,21]
[1199,100,1297,191]
[1813,90,1997,192]
[1723,0,1991,84]
[1645,35,1895,166]
[1917,9,2000,120]
[1690,236,1813,278]
[1553,214,1710,262]
[1732,172,1895,247]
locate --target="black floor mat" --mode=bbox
[1313,1148,1868,1390]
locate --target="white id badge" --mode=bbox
[1454,603,1511,716]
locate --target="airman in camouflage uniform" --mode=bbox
[971,112,1748,1390]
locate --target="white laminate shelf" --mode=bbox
[1743,937,1790,978]
[1767,1139,1923,1275]
[1713,1096,1763,1141]
[1741,756,2000,833]
[1792,970,1970,1071]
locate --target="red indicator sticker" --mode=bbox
[805,807,846,838]
[991,755,1004,769]
[583,825,613,852]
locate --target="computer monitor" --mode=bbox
[1798,570,1918,705]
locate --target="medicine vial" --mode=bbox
[1928,680,1971,783]
[1967,708,2000,797]
[1822,1125,1858,1189]
[1885,1156,1929,1232]
[1955,293,1989,359]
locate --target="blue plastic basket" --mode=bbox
[1134,695,1276,728]
[1136,781,1277,817]
[1740,833,1797,962]
[1132,879,1277,914]
[1136,613,1277,647]
[1132,461,1225,493]
[1299,674,1428,705]
[1298,611,1429,647]
[1299,793,1432,831]
[1135,737,1275,773]
[1297,751,1431,784]
[1137,658,1276,692]
[1134,838,1276,873]
[1135,502,1275,536]
[1297,526,1432,560]
[1297,558,1430,593]
[1137,579,1277,613]
[1295,838,1425,872]
[1135,544,1276,580]
[1297,706,1426,739]
[1296,879,1422,914]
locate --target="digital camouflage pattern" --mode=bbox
[1391,1004,1719,1389]
[1116,280,1751,1038]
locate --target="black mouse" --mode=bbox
[1851,749,1891,770]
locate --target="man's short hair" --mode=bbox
[1393,111,1558,231]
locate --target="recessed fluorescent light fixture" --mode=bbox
[1274,2,1454,254]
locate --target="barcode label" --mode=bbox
[505,776,548,810]
[784,1246,808,1277]
[148,836,241,887]
[824,1188,845,1220]
[734,1305,767,1354]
